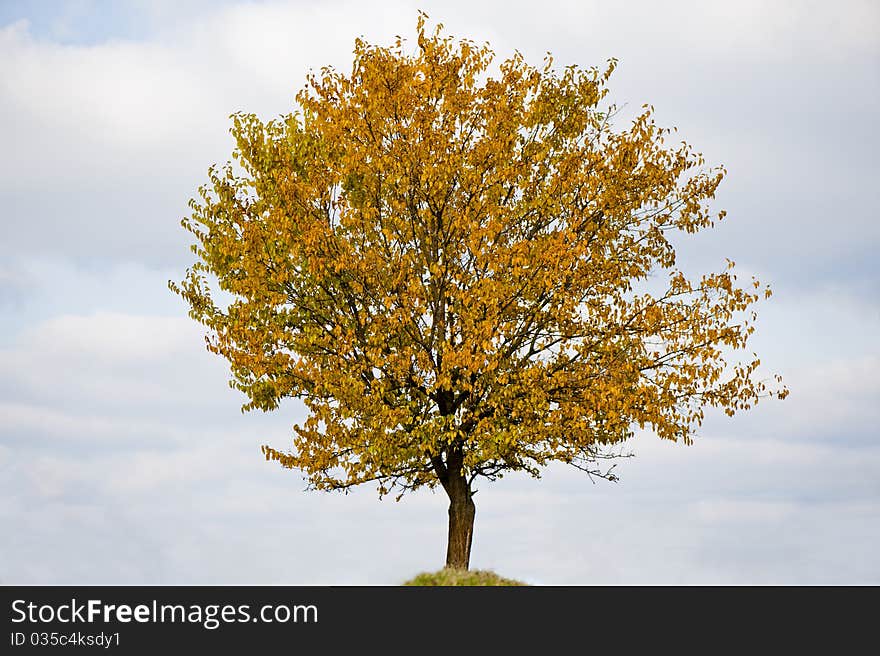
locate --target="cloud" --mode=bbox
[0,300,880,584]
[0,312,223,417]
[690,499,797,523]
[2,0,877,281]
[2,301,878,584]
[28,312,192,362]
[0,1,413,266]
[0,263,33,307]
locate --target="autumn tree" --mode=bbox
[171,15,787,571]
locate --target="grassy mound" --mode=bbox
[403,568,527,586]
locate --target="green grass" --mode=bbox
[403,568,527,586]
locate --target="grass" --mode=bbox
[403,568,527,586]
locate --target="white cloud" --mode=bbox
[0,310,228,414]
[2,0,877,271]
[690,499,796,523]
[27,312,192,361]
[0,218,877,585]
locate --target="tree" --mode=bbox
[170,15,787,571]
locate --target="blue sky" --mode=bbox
[0,0,242,44]
[1,0,878,584]
[0,0,143,43]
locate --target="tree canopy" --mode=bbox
[171,15,786,568]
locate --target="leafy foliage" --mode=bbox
[403,568,526,586]
[171,15,787,500]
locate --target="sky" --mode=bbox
[1,0,878,585]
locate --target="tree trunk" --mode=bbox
[445,473,476,570]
